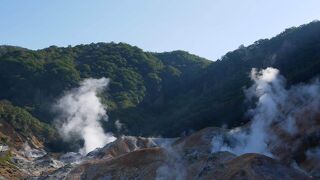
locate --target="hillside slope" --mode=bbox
[155,21,320,135]
[0,21,319,138]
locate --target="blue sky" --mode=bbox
[1,0,320,60]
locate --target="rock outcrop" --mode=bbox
[61,129,313,180]
[0,127,317,179]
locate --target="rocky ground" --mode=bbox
[0,125,319,180]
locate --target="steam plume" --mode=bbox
[54,78,116,154]
[155,142,186,180]
[212,67,320,156]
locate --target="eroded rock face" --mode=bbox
[86,136,158,159]
[58,131,312,180]
[0,121,44,150]
[214,153,311,180]
[65,147,311,180]
[173,127,228,153]
[267,113,320,178]
[67,148,166,180]
[0,129,317,179]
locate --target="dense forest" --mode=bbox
[0,21,320,151]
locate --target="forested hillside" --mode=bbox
[158,20,320,135]
[0,21,320,141]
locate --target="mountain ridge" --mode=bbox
[0,21,320,179]
[0,21,319,140]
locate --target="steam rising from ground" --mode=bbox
[155,142,186,180]
[212,67,320,156]
[54,78,116,154]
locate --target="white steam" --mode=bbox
[240,67,284,155]
[212,67,320,156]
[114,120,124,131]
[306,147,320,160]
[54,78,116,154]
[155,143,186,180]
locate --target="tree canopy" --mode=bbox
[0,21,319,141]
